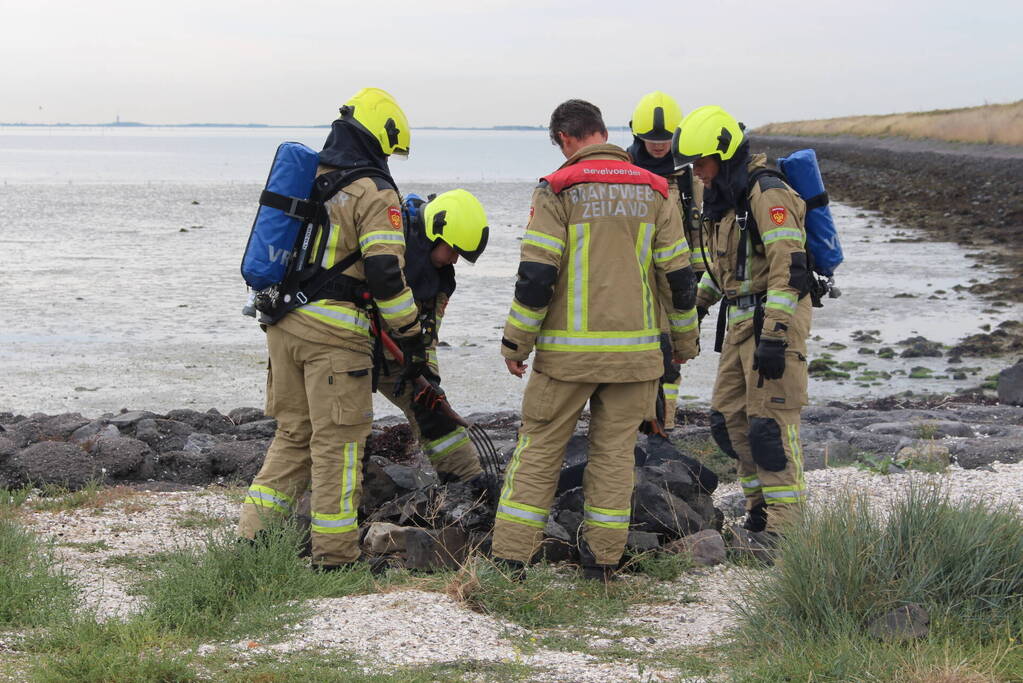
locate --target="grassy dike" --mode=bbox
[754,100,1023,146]
[2,483,1022,681]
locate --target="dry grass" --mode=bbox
[755,100,1023,145]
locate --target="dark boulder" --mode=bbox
[997,361,1023,407]
[10,442,96,489]
[625,530,661,554]
[360,456,400,514]
[165,408,235,435]
[154,450,215,485]
[631,480,705,537]
[70,420,120,445]
[135,419,194,453]
[108,411,161,430]
[404,527,469,571]
[867,604,930,641]
[231,419,278,440]
[228,407,265,425]
[90,436,152,480]
[209,439,269,482]
[7,413,91,448]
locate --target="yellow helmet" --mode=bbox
[423,189,489,263]
[630,91,683,141]
[339,87,410,156]
[671,105,745,165]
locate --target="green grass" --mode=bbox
[202,649,536,682]
[724,486,1023,681]
[0,517,78,628]
[58,539,112,553]
[439,556,678,631]
[23,618,197,683]
[25,481,138,513]
[174,509,229,530]
[0,485,33,515]
[676,436,737,483]
[136,519,375,638]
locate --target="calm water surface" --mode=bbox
[0,128,1014,415]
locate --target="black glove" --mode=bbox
[753,338,787,380]
[411,392,459,440]
[394,333,429,397]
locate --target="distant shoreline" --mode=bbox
[0,122,630,132]
[0,122,630,131]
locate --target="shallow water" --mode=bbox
[0,128,1017,416]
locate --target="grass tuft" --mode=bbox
[0,517,79,627]
[727,485,1023,681]
[137,518,375,638]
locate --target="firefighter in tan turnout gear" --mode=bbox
[628,92,706,429]
[672,105,811,543]
[382,189,490,483]
[493,99,700,581]
[238,88,429,570]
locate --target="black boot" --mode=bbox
[579,540,618,584]
[493,557,526,582]
[742,502,768,533]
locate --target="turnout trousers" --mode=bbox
[237,325,374,565]
[384,371,482,482]
[710,297,812,533]
[492,371,658,566]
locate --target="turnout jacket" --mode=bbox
[694,154,808,343]
[278,169,421,357]
[501,144,699,383]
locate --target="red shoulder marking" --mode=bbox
[541,160,669,198]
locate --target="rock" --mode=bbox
[209,439,270,482]
[897,336,944,358]
[8,412,91,447]
[801,406,847,423]
[848,432,910,455]
[539,519,577,563]
[718,491,746,519]
[229,407,265,425]
[404,527,468,570]
[90,436,152,479]
[666,529,726,567]
[165,408,235,435]
[642,435,718,494]
[363,522,410,554]
[183,433,220,453]
[10,442,96,489]
[896,442,951,470]
[863,421,973,439]
[360,457,400,514]
[997,361,1023,406]
[433,481,492,531]
[232,419,278,440]
[632,480,705,537]
[154,450,214,485]
[108,411,160,429]
[135,419,195,453]
[383,462,437,491]
[625,530,661,554]
[70,420,119,445]
[640,459,698,500]
[867,604,930,641]
[947,438,1023,468]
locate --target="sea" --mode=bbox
[0,126,1017,417]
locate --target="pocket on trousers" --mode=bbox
[760,351,808,410]
[521,371,554,423]
[264,359,275,417]
[331,352,374,426]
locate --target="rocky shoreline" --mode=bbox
[752,133,1023,303]
[3,397,1021,495]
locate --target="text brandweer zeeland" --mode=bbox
[567,180,656,219]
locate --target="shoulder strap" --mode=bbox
[313,165,398,204]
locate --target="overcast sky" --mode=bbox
[2,0,1020,127]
